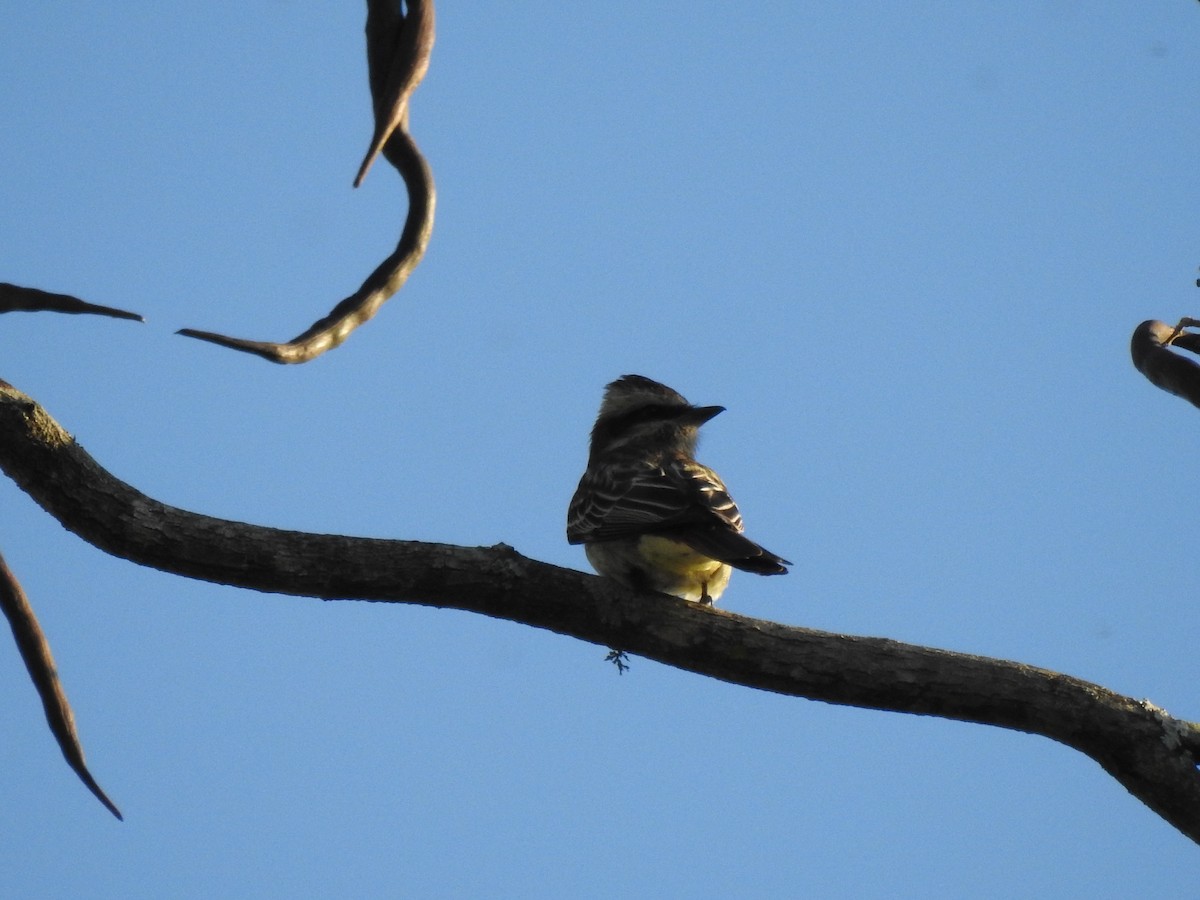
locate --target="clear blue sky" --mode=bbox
[2,2,1198,896]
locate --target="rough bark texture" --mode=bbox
[0,379,1198,840]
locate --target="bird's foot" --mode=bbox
[605,649,630,674]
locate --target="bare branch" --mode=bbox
[0,378,1197,839]
[1130,318,1200,408]
[354,0,436,188]
[0,550,122,820]
[176,1,436,363]
[0,283,144,323]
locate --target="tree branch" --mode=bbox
[1130,317,1200,408]
[176,0,436,363]
[354,0,435,188]
[0,551,122,820]
[0,283,144,323]
[0,379,1198,838]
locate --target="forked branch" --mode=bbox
[355,0,435,188]
[0,378,1197,839]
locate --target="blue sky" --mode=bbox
[2,2,1199,896]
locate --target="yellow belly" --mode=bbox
[637,535,724,577]
[637,536,731,603]
[583,536,733,603]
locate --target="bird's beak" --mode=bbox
[686,405,725,425]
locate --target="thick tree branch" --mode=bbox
[176,1,436,363]
[0,379,1198,839]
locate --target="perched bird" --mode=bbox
[567,375,790,604]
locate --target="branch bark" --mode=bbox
[0,379,1198,839]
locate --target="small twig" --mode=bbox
[1162,316,1200,348]
[0,550,122,820]
[0,283,144,323]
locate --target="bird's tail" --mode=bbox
[678,529,790,575]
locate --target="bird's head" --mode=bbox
[589,374,723,460]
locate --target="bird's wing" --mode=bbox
[663,460,790,572]
[567,458,742,542]
[567,459,695,544]
[567,457,790,573]
[668,458,745,531]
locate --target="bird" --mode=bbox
[567,374,790,604]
